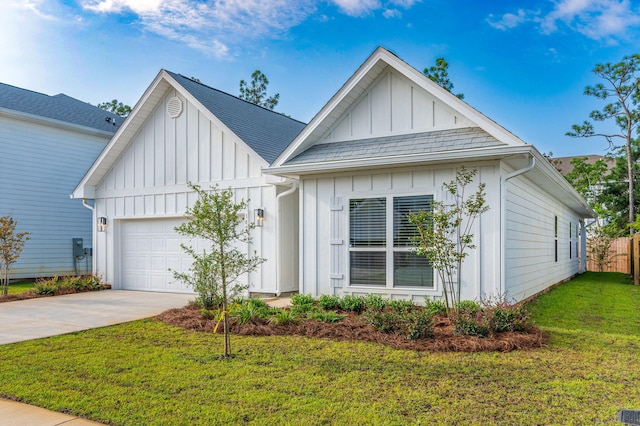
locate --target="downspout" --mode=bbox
[581,216,598,273]
[82,199,96,275]
[500,155,535,296]
[275,180,299,297]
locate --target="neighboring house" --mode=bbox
[0,83,121,279]
[72,71,305,295]
[267,47,595,302]
[551,154,614,176]
[73,47,594,303]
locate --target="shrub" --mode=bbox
[456,300,481,315]
[489,302,530,333]
[268,309,301,325]
[232,298,270,324]
[363,294,388,311]
[291,293,315,306]
[307,311,346,323]
[452,311,492,337]
[340,295,365,313]
[423,298,447,315]
[365,308,434,340]
[388,299,415,313]
[33,280,57,295]
[405,309,435,340]
[365,310,403,334]
[81,275,104,291]
[318,294,341,310]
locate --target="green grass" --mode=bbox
[3,281,34,295]
[1,272,639,425]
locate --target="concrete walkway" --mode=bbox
[0,290,194,424]
[0,398,104,425]
[0,290,194,345]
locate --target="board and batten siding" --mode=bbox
[0,114,108,278]
[504,171,581,301]
[321,67,474,144]
[299,163,501,303]
[93,89,281,293]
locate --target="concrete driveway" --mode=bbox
[0,290,194,345]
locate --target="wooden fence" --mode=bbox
[587,237,631,274]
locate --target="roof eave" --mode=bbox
[0,107,116,138]
[266,145,533,176]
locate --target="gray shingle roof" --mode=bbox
[286,127,504,164]
[0,82,121,133]
[166,71,306,164]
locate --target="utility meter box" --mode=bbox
[72,238,84,258]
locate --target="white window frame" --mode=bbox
[345,190,440,296]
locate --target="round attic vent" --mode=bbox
[167,97,183,118]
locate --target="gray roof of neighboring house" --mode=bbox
[551,154,615,176]
[166,71,306,164]
[0,82,121,133]
[286,127,504,165]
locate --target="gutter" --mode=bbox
[500,155,536,296]
[275,179,299,296]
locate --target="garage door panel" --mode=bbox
[119,218,201,293]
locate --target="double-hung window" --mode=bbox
[348,194,434,288]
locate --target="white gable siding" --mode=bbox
[322,69,474,143]
[504,171,581,300]
[93,90,278,293]
[299,162,501,303]
[0,115,107,278]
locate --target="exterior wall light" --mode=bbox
[254,208,264,227]
[97,217,108,232]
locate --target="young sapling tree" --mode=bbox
[172,183,265,358]
[0,216,31,296]
[408,167,489,314]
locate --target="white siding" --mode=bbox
[0,114,108,278]
[299,163,501,303]
[505,172,581,300]
[321,69,474,143]
[94,90,280,293]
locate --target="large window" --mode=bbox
[349,195,433,288]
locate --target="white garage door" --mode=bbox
[119,218,203,293]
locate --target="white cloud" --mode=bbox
[332,0,380,16]
[331,0,420,17]
[383,8,402,19]
[79,0,422,55]
[81,0,317,57]
[488,0,640,40]
[487,9,527,30]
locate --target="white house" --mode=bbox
[0,83,120,279]
[73,47,594,303]
[268,47,594,302]
[72,71,305,295]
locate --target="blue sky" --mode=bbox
[2,0,639,157]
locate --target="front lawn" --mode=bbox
[0,272,639,425]
[3,281,34,295]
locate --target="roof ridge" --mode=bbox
[169,71,306,125]
[0,82,52,98]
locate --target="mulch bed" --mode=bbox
[157,304,546,352]
[0,285,111,304]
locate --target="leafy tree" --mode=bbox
[408,167,488,314]
[598,142,640,231]
[567,54,640,233]
[189,77,201,83]
[239,70,280,110]
[97,99,131,117]
[172,183,265,358]
[0,216,30,296]
[423,57,464,99]
[564,156,610,216]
